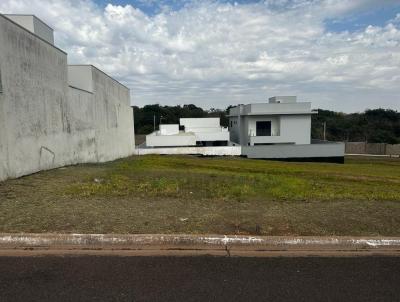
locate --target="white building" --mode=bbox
[146,118,229,147]
[228,96,314,146]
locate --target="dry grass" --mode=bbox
[0,155,399,236]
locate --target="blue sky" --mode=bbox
[325,2,400,32]
[1,0,399,112]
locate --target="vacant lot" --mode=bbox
[0,155,399,236]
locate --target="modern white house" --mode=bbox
[228,96,344,162]
[146,118,230,147]
[228,96,314,146]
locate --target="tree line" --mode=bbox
[133,105,400,144]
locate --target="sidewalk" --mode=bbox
[1,234,400,257]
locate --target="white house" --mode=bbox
[146,118,229,147]
[228,96,315,146]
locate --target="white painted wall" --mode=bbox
[195,131,230,142]
[136,146,241,156]
[180,117,229,142]
[146,133,196,147]
[280,115,311,145]
[180,118,220,129]
[68,65,94,92]
[160,124,179,135]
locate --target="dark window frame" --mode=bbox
[256,121,272,136]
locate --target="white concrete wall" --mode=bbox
[160,124,179,135]
[136,146,241,156]
[280,115,311,145]
[146,133,196,147]
[0,15,135,181]
[180,117,229,142]
[180,118,220,129]
[68,65,93,92]
[195,131,230,142]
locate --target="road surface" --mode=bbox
[0,255,399,301]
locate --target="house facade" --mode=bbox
[228,96,314,146]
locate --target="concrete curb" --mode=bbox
[1,234,400,254]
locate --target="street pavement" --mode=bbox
[0,255,399,301]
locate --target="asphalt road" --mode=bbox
[0,255,399,302]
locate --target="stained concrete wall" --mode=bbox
[0,15,135,181]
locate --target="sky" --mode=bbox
[1,0,400,112]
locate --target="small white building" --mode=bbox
[146,118,229,147]
[228,96,315,146]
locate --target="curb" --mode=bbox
[1,234,400,255]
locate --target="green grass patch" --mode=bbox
[0,155,399,235]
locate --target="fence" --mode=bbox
[345,142,400,156]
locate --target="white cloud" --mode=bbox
[1,0,399,112]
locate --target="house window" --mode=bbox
[230,121,232,127]
[256,121,271,136]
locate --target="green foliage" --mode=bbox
[312,108,400,143]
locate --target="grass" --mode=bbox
[0,155,399,236]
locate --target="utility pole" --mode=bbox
[153,115,156,132]
[323,122,326,141]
